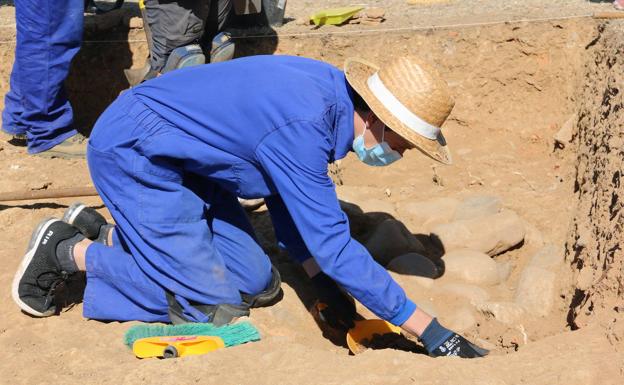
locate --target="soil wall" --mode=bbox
[566,21,624,329]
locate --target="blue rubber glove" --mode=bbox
[420,318,489,358]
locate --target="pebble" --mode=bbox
[399,197,459,231]
[476,301,525,325]
[386,253,439,278]
[364,219,426,266]
[441,249,500,286]
[514,266,556,317]
[453,195,502,221]
[430,210,525,256]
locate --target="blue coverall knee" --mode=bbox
[83,95,272,322]
[1,0,82,152]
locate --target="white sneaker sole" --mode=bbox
[62,202,86,226]
[11,218,60,317]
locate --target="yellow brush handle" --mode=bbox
[133,335,225,359]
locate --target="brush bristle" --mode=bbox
[124,321,261,348]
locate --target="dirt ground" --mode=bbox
[1,1,624,384]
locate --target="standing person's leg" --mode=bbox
[1,63,27,141]
[16,0,84,155]
[203,0,233,39]
[143,0,209,74]
[202,0,234,63]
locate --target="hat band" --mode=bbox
[366,72,440,140]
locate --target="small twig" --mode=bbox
[513,171,537,191]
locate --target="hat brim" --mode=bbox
[344,58,452,165]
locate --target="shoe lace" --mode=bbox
[36,270,71,309]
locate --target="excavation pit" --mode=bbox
[0,3,623,384]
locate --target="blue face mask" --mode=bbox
[352,127,402,167]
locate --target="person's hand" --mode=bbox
[429,333,489,358]
[310,272,356,331]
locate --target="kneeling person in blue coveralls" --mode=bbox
[12,55,487,358]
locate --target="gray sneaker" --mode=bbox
[34,134,87,159]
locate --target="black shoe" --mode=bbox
[166,292,251,326]
[12,219,81,317]
[241,265,282,308]
[62,202,110,244]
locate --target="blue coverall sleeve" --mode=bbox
[256,120,415,324]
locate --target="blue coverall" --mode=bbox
[85,55,417,325]
[1,0,83,153]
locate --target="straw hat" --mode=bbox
[344,56,455,164]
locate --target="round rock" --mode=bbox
[364,219,426,266]
[387,253,439,278]
[431,210,526,256]
[453,195,502,221]
[442,249,500,286]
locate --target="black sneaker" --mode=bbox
[12,219,81,317]
[62,202,110,244]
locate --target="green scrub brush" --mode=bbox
[124,320,261,355]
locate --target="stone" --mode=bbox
[553,113,576,149]
[441,249,500,286]
[364,7,385,19]
[386,253,439,278]
[514,266,556,317]
[399,197,459,231]
[391,271,436,290]
[497,261,514,282]
[453,195,502,221]
[528,244,564,270]
[444,307,477,332]
[339,200,367,236]
[434,282,490,304]
[390,274,437,316]
[356,199,396,216]
[520,219,545,248]
[430,210,525,256]
[476,301,525,325]
[364,219,426,266]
